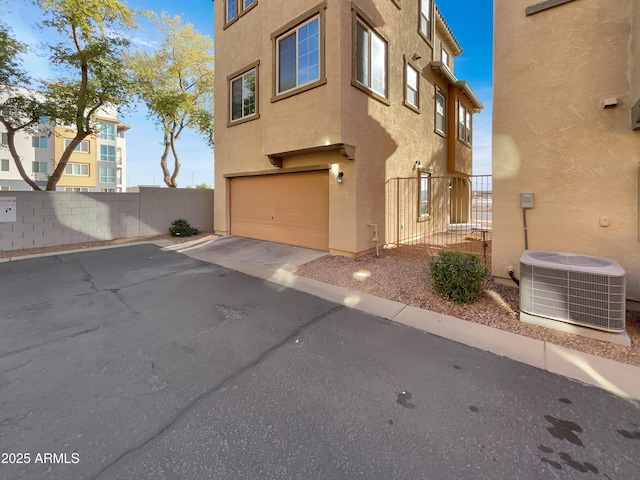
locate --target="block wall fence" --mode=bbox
[0,188,214,251]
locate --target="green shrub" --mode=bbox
[428,251,488,304]
[169,218,198,237]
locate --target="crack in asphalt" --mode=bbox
[0,326,101,361]
[91,304,345,480]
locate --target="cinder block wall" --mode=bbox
[0,188,214,251]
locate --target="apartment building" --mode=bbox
[0,93,128,192]
[492,0,640,300]
[213,0,482,256]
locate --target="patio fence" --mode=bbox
[385,175,492,263]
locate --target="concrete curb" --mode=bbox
[0,241,161,262]
[179,247,640,401]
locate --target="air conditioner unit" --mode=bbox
[520,250,626,332]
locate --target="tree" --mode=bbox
[128,14,214,188]
[0,0,138,191]
[195,182,212,189]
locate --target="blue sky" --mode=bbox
[3,0,492,186]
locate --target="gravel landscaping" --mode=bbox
[296,245,640,367]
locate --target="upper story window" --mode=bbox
[458,102,472,145]
[404,59,420,112]
[229,62,259,124]
[419,0,433,42]
[441,47,450,70]
[32,136,47,148]
[65,163,89,176]
[1,133,7,145]
[64,138,89,153]
[1,159,9,171]
[277,16,320,95]
[100,166,115,183]
[32,161,48,173]
[435,87,446,135]
[354,14,388,101]
[226,0,257,26]
[100,144,116,162]
[100,123,115,140]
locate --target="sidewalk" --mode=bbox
[170,237,640,402]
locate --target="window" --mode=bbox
[116,168,122,184]
[100,145,116,162]
[276,16,320,95]
[32,161,48,174]
[100,166,115,183]
[65,163,89,176]
[65,187,88,192]
[100,188,115,192]
[354,15,388,99]
[1,159,9,171]
[435,87,446,135]
[0,186,10,191]
[32,136,47,148]
[230,66,258,123]
[1,133,6,145]
[458,102,472,145]
[38,116,48,124]
[226,0,257,25]
[419,172,431,218]
[116,148,122,165]
[64,138,89,153]
[441,47,450,69]
[100,123,115,140]
[404,60,420,111]
[419,0,433,42]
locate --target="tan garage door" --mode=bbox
[230,171,329,250]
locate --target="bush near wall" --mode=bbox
[428,251,489,304]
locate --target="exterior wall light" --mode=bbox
[337,172,344,183]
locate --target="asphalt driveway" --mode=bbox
[0,244,638,479]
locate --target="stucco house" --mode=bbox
[492,0,640,301]
[213,0,482,256]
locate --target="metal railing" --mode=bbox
[385,175,492,263]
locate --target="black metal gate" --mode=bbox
[385,175,492,262]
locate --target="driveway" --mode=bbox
[0,244,638,479]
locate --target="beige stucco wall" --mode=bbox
[214,0,478,256]
[493,0,640,299]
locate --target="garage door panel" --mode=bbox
[230,171,329,250]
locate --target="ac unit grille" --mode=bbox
[520,254,626,332]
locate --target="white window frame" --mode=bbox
[441,47,450,70]
[0,185,10,191]
[404,59,420,111]
[65,187,88,192]
[100,144,116,162]
[64,138,90,153]
[419,0,433,42]
[226,0,257,25]
[229,66,258,123]
[65,163,89,176]
[275,15,321,95]
[458,102,472,145]
[99,166,116,183]
[435,87,446,136]
[354,15,388,101]
[418,172,431,219]
[100,122,116,140]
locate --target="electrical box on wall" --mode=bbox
[521,193,534,209]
